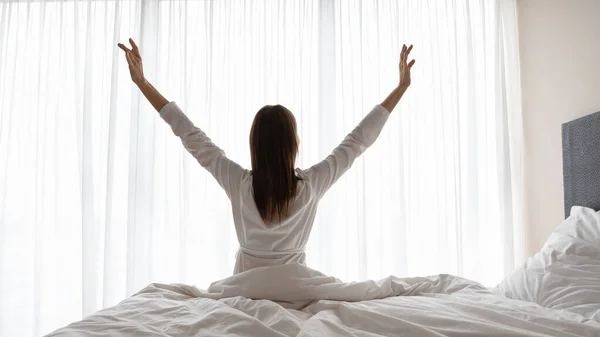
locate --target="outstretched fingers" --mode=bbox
[118,40,141,63]
[406,45,415,68]
[402,44,413,64]
[401,44,413,66]
[400,44,407,63]
[118,43,131,53]
[129,38,141,58]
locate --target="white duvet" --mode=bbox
[47,263,600,337]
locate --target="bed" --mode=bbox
[46,113,600,337]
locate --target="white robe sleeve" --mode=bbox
[159,101,247,199]
[305,104,390,197]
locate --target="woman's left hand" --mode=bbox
[399,44,416,89]
[118,38,145,86]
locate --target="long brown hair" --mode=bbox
[250,105,300,225]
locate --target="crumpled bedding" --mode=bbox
[46,264,600,337]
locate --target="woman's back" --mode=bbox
[233,170,315,273]
[159,102,390,273]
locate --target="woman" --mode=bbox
[118,38,415,274]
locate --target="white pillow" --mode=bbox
[495,206,600,322]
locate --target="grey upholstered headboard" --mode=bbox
[562,111,600,217]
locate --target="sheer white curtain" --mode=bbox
[0,0,522,335]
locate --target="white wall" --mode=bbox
[518,0,600,257]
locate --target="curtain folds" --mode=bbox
[0,0,522,335]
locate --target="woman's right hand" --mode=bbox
[399,44,416,89]
[118,38,145,86]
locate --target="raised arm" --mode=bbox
[305,44,416,197]
[118,39,247,198]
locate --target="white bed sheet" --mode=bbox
[47,264,600,337]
